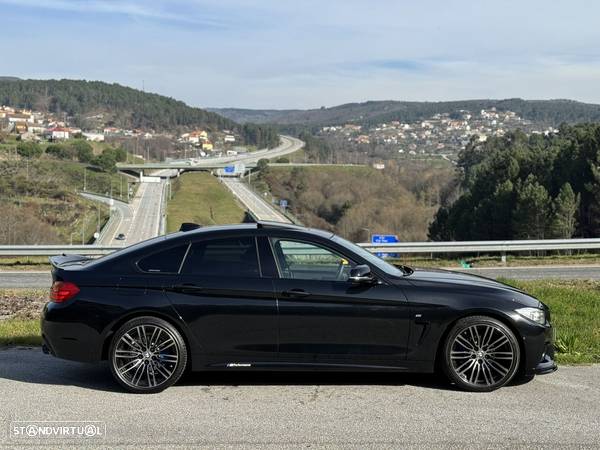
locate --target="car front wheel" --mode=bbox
[109,316,188,393]
[442,315,520,392]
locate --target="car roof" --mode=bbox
[173,221,334,239]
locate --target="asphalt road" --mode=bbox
[1,265,600,289]
[0,348,597,447]
[222,178,291,223]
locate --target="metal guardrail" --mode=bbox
[357,238,600,254]
[0,245,120,256]
[2,238,600,258]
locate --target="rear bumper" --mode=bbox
[41,302,104,363]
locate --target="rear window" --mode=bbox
[181,237,259,277]
[137,245,189,273]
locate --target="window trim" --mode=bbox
[268,237,356,281]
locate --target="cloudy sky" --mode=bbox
[1,0,599,109]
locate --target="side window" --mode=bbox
[181,236,260,277]
[137,245,189,273]
[272,239,355,281]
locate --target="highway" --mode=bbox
[222,178,291,223]
[98,135,303,245]
[0,348,598,447]
[80,193,131,246]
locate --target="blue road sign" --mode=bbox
[371,234,398,244]
[279,199,288,208]
[372,234,399,258]
[224,165,235,173]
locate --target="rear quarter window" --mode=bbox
[137,245,189,273]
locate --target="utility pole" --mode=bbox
[83,167,87,191]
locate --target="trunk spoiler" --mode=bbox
[49,254,93,268]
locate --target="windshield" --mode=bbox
[332,235,407,277]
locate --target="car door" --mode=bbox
[164,234,278,367]
[270,237,411,368]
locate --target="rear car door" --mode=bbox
[270,237,411,367]
[164,234,277,367]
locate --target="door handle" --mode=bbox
[171,283,204,294]
[282,289,311,298]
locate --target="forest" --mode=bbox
[429,124,600,240]
[0,79,236,131]
[259,162,455,242]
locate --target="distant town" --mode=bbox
[0,105,246,160]
[318,108,559,159]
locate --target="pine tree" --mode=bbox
[512,175,551,239]
[551,183,580,238]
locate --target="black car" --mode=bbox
[42,222,556,393]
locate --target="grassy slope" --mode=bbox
[2,280,598,365]
[502,279,600,364]
[166,172,246,232]
[0,157,132,244]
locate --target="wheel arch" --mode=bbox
[100,310,194,365]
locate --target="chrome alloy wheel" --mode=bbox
[112,324,179,390]
[449,323,518,387]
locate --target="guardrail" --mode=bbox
[0,245,121,256]
[2,238,600,258]
[357,238,600,254]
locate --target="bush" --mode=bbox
[46,144,75,160]
[16,141,42,158]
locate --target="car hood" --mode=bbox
[400,267,541,307]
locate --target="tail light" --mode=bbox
[50,281,80,303]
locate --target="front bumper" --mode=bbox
[534,352,557,375]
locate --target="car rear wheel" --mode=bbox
[109,316,188,393]
[442,316,520,392]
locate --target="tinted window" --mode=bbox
[137,245,188,273]
[182,237,259,277]
[272,239,354,281]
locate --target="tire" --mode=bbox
[109,316,188,394]
[442,315,520,392]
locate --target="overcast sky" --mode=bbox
[2,0,600,109]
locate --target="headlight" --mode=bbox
[516,307,546,325]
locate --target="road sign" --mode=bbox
[224,165,235,173]
[279,199,288,209]
[371,234,398,244]
[372,234,399,258]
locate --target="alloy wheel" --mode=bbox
[112,324,180,390]
[449,323,518,388]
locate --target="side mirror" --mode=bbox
[348,264,376,284]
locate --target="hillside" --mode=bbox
[256,162,455,242]
[0,78,236,132]
[211,99,600,128]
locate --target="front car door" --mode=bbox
[164,233,277,369]
[269,236,411,368]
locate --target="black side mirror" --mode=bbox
[348,264,376,284]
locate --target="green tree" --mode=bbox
[256,158,269,172]
[93,150,117,172]
[551,183,580,238]
[16,141,42,158]
[512,175,551,239]
[70,140,94,163]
